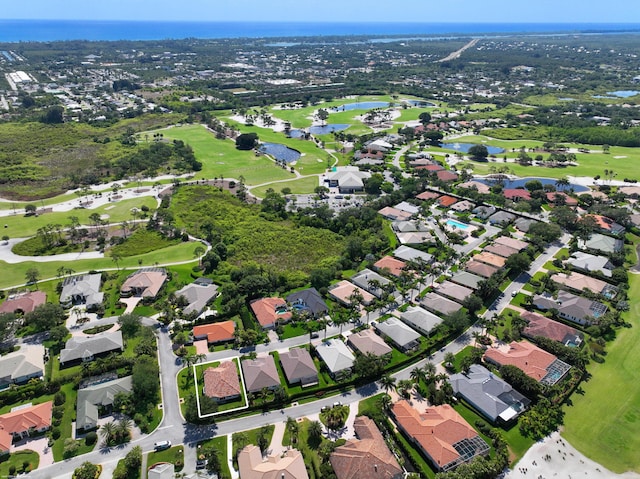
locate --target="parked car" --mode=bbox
[154,440,171,451]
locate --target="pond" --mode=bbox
[593,90,639,99]
[308,124,351,135]
[286,129,308,139]
[441,142,505,155]
[404,99,436,107]
[476,176,590,193]
[333,101,389,111]
[259,143,301,163]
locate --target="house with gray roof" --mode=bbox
[580,233,624,255]
[566,252,614,278]
[450,365,530,423]
[347,328,392,357]
[242,356,281,393]
[420,292,462,316]
[0,344,45,388]
[174,281,218,316]
[396,231,435,245]
[533,291,608,326]
[60,273,104,311]
[279,348,318,387]
[374,317,420,352]
[394,201,420,215]
[398,306,443,336]
[449,271,483,290]
[59,331,123,367]
[350,269,391,298]
[488,211,516,226]
[514,218,536,233]
[76,376,133,431]
[286,288,328,318]
[435,281,473,304]
[326,167,371,194]
[392,220,431,233]
[473,205,496,220]
[393,245,433,263]
[315,339,355,380]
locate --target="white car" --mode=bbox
[154,440,171,451]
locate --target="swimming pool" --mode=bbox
[446,219,471,230]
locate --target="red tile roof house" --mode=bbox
[202,361,241,403]
[249,297,291,330]
[546,191,578,207]
[436,170,459,182]
[416,191,440,201]
[483,340,571,386]
[330,416,403,479]
[503,189,531,202]
[193,320,236,345]
[0,401,53,454]
[521,311,583,347]
[0,291,46,315]
[328,281,375,307]
[373,256,407,278]
[391,400,490,472]
[437,195,458,208]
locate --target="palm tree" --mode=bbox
[285,417,299,447]
[116,418,133,442]
[308,420,323,443]
[444,352,456,369]
[396,379,414,399]
[555,177,570,191]
[100,421,116,446]
[423,362,437,381]
[233,432,249,458]
[379,393,393,411]
[379,374,396,393]
[410,366,426,386]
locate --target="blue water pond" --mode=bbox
[441,142,505,155]
[259,143,301,163]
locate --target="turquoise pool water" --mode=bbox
[446,219,470,230]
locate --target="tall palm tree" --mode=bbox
[308,420,323,442]
[379,374,396,393]
[100,421,116,446]
[285,417,299,446]
[233,432,249,458]
[410,367,426,386]
[116,418,133,442]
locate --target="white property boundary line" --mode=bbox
[193,356,249,418]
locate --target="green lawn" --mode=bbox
[1,196,157,239]
[197,435,231,479]
[250,176,321,198]
[0,241,197,290]
[561,272,640,473]
[232,425,275,467]
[148,445,184,472]
[0,450,39,476]
[157,124,295,185]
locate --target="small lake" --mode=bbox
[333,101,389,111]
[404,99,436,107]
[308,124,351,135]
[286,129,307,139]
[593,90,639,99]
[476,176,590,193]
[259,143,301,163]
[441,142,505,155]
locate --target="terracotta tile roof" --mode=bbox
[249,297,291,328]
[552,272,609,295]
[546,191,578,206]
[521,311,583,345]
[120,269,167,298]
[193,320,236,344]
[483,341,557,382]
[458,181,491,194]
[424,164,445,172]
[203,361,241,400]
[483,243,519,258]
[0,401,53,452]
[392,401,487,471]
[373,256,407,277]
[238,445,309,479]
[0,291,47,314]
[438,195,458,207]
[436,170,459,182]
[330,416,403,479]
[473,252,507,268]
[465,260,499,278]
[494,236,528,251]
[416,191,440,201]
[503,189,531,200]
[328,281,375,306]
[378,207,412,221]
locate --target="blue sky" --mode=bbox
[2,0,638,23]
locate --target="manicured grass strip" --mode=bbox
[0,450,39,476]
[148,445,184,472]
[197,435,230,479]
[250,176,321,198]
[561,272,640,473]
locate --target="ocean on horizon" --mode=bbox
[0,20,639,43]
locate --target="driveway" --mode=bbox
[12,436,54,468]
